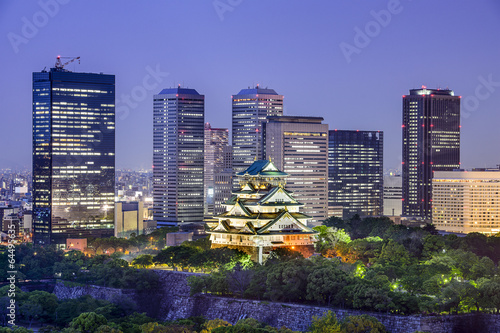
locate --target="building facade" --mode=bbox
[232,86,283,175]
[114,201,155,238]
[328,130,383,218]
[263,116,329,226]
[153,87,204,226]
[402,87,461,219]
[384,175,402,216]
[204,123,229,216]
[214,168,233,216]
[207,160,318,263]
[32,68,115,245]
[433,169,500,234]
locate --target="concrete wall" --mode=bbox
[54,270,500,333]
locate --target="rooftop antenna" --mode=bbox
[54,55,80,71]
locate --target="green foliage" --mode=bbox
[70,312,108,333]
[341,315,387,333]
[0,327,34,333]
[201,319,232,333]
[377,240,412,267]
[306,262,350,306]
[309,311,387,333]
[265,259,313,302]
[313,226,351,254]
[266,247,304,263]
[309,311,342,333]
[131,254,154,268]
[335,238,383,264]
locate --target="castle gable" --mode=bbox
[259,186,298,205]
[258,211,311,234]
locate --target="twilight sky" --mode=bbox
[0,0,499,171]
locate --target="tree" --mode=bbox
[313,226,351,254]
[24,291,58,323]
[421,235,446,259]
[131,254,154,268]
[153,246,201,270]
[201,319,232,333]
[341,315,387,333]
[19,302,42,328]
[322,216,346,229]
[265,260,313,302]
[377,240,412,267]
[309,311,342,333]
[439,281,478,313]
[347,282,391,312]
[95,325,123,333]
[334,238,383,264]
[265,247,304,263]
[477,278,500,312]
[307,265,349,306]
[227,263,254,297]
[70,312,108,333]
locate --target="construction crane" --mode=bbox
[54,55,80,70]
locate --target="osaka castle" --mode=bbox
[207,159,318,263]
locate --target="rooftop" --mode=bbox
[157,87,201,96]
[235,85,281,96]
[407,86,455,97]
[236,160,288,177]
[267,116,324,123]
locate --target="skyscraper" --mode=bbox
[153,87,204,226]
[328,130,383,218]
[383,175,402,216]
[204,123,229,216]
[232,85,283,175]
[263,116,329,226]
[402,87,460,219]
[32,66,115,245]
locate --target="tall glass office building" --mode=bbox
[32,68,115,245]
[328,130,383,218]
[264,116,329,226]
[204,123,229,216]
[153,87,204,226]
[402,88,460,219]
[232,86,283,175]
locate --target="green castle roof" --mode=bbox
[236,160,288,177]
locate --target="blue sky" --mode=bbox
[0,0,499,171]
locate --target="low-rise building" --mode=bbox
[433,169,500,234]
[66,238,88,251]
[115,202,154,238]
[384,175,402,216]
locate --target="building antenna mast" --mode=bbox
[54,55,80,71]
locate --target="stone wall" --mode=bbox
[53,281,132,301]
[54,270,500,333]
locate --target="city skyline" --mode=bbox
[0,1,499,172]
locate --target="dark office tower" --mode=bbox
[328,130,383,218]
[204,123,229,216]
[264,116,329,226]
[232,85,283,175]
[402,87,460,219]
[153,87,204,226]
[32,66,115,245]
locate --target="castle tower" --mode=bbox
[207,159,318,263]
